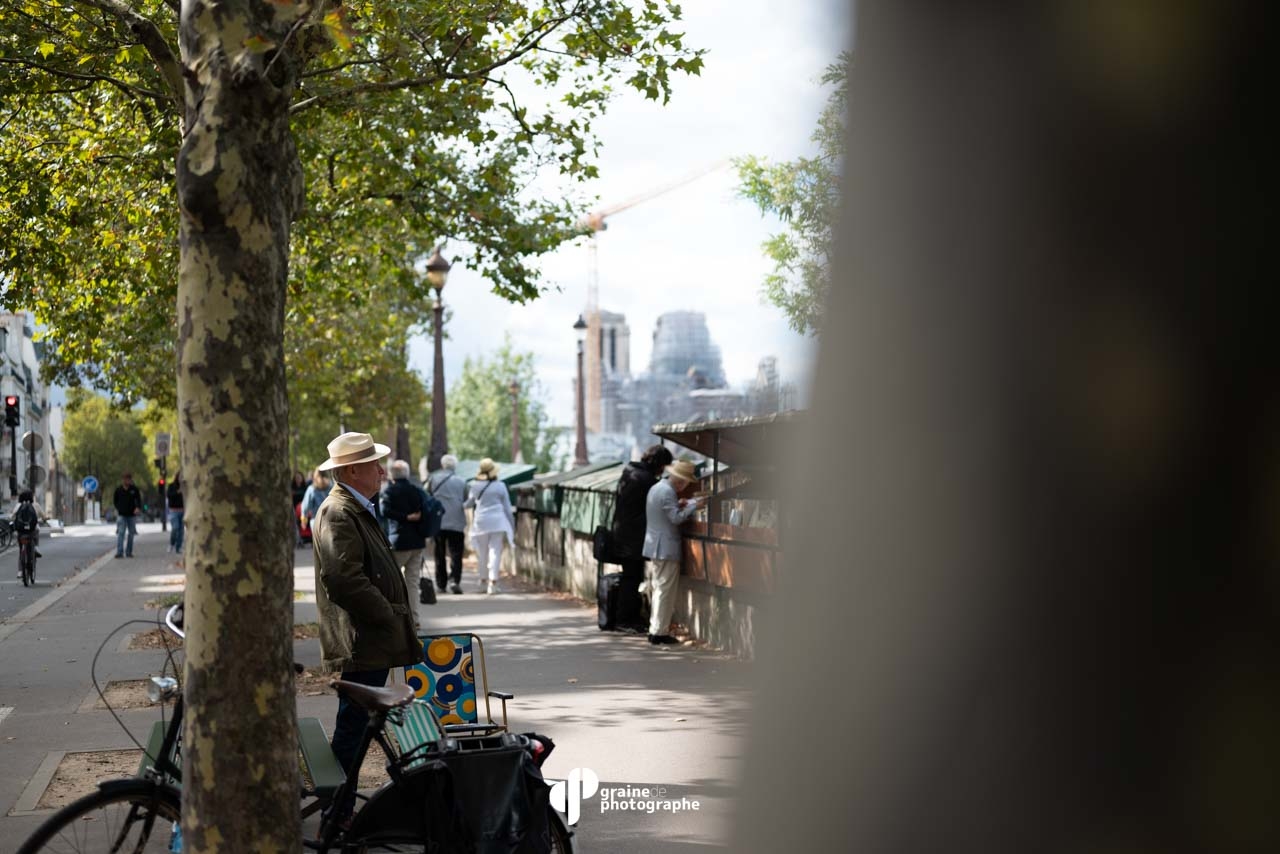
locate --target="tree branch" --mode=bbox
[75,0,184,109]
[292,2,584,114]
[0,57,167,105]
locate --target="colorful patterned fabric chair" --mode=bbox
[403,634,513,737]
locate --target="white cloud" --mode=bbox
[409,0,847,426]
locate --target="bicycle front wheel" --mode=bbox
[17,779,182,854]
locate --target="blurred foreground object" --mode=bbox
[735,2,1276,852]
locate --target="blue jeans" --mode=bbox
[115,515,137,556]
[169,510,184,552]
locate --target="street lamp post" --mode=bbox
[573,315,590,468]
[508,379,524,464]
[426,245,452,473]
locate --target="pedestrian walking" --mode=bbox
[379,458,436,622]
[166,474,185,553]
[113,472,143,558]
[426,454,467,595]
[610,444,674,631]
[642,459,703,644]
[299,470,331,544]
[464,458,515,594]
[311,432,420,824]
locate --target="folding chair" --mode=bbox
[403,634,513,737]
[384,699,448,772]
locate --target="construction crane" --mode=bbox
[576,160,727,433]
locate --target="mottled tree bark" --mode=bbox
[175,2,306,850]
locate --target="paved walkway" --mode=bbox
[0,526,750,852]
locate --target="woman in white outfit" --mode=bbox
[465,458,515,594]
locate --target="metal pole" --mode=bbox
[428,295,448,472]
[510,386,521,463]
[9,423,16,497]
[574,340,589,467]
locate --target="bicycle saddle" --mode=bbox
[330,680,414,712]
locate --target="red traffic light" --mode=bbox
[3,396,15,406]
[159,478,166,487]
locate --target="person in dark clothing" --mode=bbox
[113,472,143,558]
[610,444,674,630]
[379,458,436,621]
[166,474,185,554]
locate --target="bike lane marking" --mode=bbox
[0,549,117,645]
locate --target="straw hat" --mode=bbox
[664,459,697,484]
[316,432,390,472]
[476,458,500,480]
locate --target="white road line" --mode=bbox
[0,549,116,645]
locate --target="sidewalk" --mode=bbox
[0,529,751,852]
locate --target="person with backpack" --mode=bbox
[11,489,44,571]
[427,454,468,596]
[379,458,436,622]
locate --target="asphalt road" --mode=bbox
[0,521,145,622]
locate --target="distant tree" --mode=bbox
[444,338,562,472]
[58,389,150,498]
[736,52,847,336]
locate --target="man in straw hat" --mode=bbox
[642,458,703,645]
[312,431,421,820]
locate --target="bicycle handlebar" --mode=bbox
[165,603,185,639]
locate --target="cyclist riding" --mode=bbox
[11,490,44,573]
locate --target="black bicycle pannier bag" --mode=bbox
[441,738,554,854]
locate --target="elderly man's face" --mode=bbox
[344,458,385,499]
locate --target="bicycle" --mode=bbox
[17,527,37,587]
[0,517,12,551]
[17,604,574,853]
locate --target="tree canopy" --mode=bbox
[436,335,562,471]
[736,51,845,336]
[58,388,151,496]
[0,0,705,405]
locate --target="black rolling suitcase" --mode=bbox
[597,562,621,631]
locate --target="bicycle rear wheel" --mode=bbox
[19,540,34,587]
[17,779,181,853]
[548,806,574,853]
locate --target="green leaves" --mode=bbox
[735,52,847,337]
[442,335,563,472]
[0,0,704,405]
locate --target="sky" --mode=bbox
[407,0,851,430]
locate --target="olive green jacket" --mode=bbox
[313,483,421,673]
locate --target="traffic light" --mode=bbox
[3,395,17,427]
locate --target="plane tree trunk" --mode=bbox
[175,3,307,850]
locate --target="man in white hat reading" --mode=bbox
[312,431,421,820]
[641,458,703,645]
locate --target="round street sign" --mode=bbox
[82,476,99,494]
[22,431,43,453]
